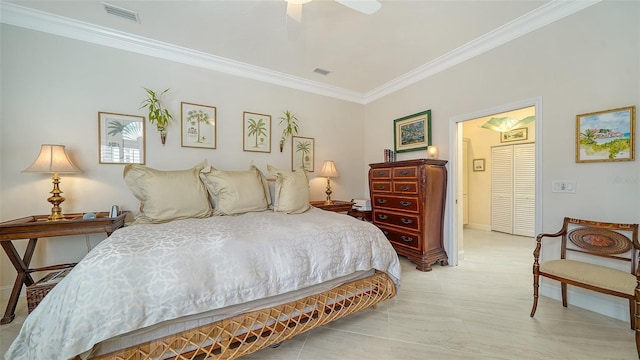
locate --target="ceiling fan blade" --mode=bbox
[335,0,381,15]
[286,2,303,23]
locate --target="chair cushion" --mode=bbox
[541,259,636,296]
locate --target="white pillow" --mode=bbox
[123,161,212,223]
[199,165,270,215]
[267,165,310,214]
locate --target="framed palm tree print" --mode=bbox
[98,112,145,164]
[243,111,271,153]
[292,136,314,172]
[181,102,216,149]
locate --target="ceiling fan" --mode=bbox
[285,0,382,22]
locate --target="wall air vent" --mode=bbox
[313,68,331,76]
[103,3,140,23]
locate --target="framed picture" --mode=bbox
[292,136,314,172]
[473,158,485,172]
[243,111,271,153]
[98,112,145,164]
[394,109,431,153]
[500,127,528,143]
[181,102,216,149]
[576,106,635,163]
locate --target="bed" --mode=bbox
[5,163,400,360]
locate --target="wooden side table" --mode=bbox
[0,211,128,324]
[348,208,373,222]
[310,200,354,213]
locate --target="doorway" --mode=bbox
[447,97,542,265]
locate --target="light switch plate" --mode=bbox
[552,180,576,193]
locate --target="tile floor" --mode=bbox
[1,229,637,359]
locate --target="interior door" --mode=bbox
[513,143,535,236]
[491,146,513,233]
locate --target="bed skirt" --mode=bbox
[83,270,396,360]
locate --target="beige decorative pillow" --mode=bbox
[199,165,269,215]
[123,161,212,223]
[267,165,310,214]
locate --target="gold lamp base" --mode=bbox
[324,177,334,205]
[47,172,66,221]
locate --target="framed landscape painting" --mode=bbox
[243,111,271,153]
[576,106,635,163]
[394,109,431,153]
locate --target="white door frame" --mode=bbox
[446,97,543,265]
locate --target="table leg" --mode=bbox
[1,238,37,325]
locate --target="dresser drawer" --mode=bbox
[371,181,392,193]
[370,168,391,179]
[393,166,418,179]
[393,181,418,194]
[373,210,420,231]
[371,194,419,213]
[377,225,421,251]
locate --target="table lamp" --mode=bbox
[23,144,81,220]
[426,145,438,159]
[319,160,339,205]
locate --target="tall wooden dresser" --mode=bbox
[369,159,448,271]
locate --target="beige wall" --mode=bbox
[0,25,365,291]
[364,1,639,320]
[463,107,536,230]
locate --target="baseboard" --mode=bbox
[540,283,629,322]
[464,223,492,231]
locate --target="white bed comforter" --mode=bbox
[6,208,400,360]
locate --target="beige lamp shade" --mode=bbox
[426,145,438,159]
[319,160,339,178]
[23,144,81,174]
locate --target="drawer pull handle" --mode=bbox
[399,186,410,191]
[399,170,410,175]
[376,185,387,190]
[401,218,413,225]
[399,201,411,207]
[377,214,388,220]
[377,199,388,204]
[400,236,414,242]
[375,171,386,176]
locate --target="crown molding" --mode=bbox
[364,0,601,104]
[1,1,599,105]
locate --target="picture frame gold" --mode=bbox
[576,106,635,163]
[98,112,145,164]
[181,102,216,149]
[292,136,314,172]
[393,110,431,153]
[243,111,271,153]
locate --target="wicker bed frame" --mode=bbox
[82,271,396,360]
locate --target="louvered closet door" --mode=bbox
[513,143,535,237]
[491,146,513,233]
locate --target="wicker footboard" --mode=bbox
[86,271,396,360]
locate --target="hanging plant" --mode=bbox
[139,87,173,144]
[279,110,299,152]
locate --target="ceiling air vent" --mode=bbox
[103,3,140,22]
[313,68,331,76]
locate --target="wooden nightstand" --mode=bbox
[310,200,354,213]
[347,208,373,222]
[0,211,128,324]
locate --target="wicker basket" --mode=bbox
[26,268,71,313]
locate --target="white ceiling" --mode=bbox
[1,0,599,103]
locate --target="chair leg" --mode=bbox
[630,299,636,330]
[561,283,568,307]
[530,272,539,317]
